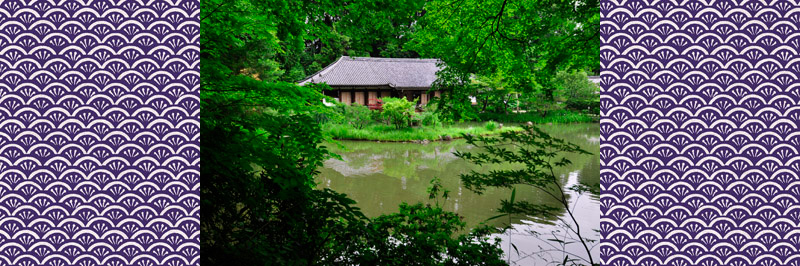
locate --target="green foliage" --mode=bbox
[565,99,600,115]
[456,125,591,195]
[478,110,595,124]
[428,68,481,122]
[472,73,517,114]
[345,103,372,130]
[412,0,599,120]
[427,177,450,203]
[412,0,599,99]
[370,108,388,124]
[338,0,426,58]
[417,111,442,127]
[485,121,499,131]
[455,125,597,265]
[553,71,599,102]
[201,0,308,82]
[278,0,427,82]
[200,32,345,262]
[322,123,522,142]
[201,0,428,83]
[554,71,600,114]
[200,81,343,264]
[428,70,599,123]
[382,97,418,129]
[357,203,507,266]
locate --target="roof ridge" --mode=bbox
[347,56,440,62]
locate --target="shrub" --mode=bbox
[345,103,372,129]
[370,108,386,124]
[313,98,347,124]
[326,101,349,124]
[313,112,331,124]
[565,98,600,114]
[484,121,498,131]
[356,203,506,265]
[382,97,417,129]
[554,71,596,96]
[417,111,441,127]
[553,71,599,109]
[518,90,561,115]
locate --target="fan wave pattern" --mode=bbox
[600,1,800,265]
[0,1,199,266]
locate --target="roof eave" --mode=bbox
[322,83,396,88]
[395,87,432,91]
[296,56,348,85]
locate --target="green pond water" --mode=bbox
[317,123,600,265]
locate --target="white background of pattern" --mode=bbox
[0,1,199,265]
[600,0,800,265]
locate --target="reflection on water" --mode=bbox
[317,124,600,265]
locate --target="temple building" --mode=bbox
[298,56,442,106]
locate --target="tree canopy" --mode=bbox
[412,0,600,98]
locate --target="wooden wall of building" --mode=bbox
[340,91,351,104]
[368,91,378,102]
[331,87,443,106]
[354,91,365,105]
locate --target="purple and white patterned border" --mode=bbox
[600,1,800,265]
[0,1,199,265]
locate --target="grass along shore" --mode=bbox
[477,109,597,123]
[322,122,522,142]
[322,105,597,142]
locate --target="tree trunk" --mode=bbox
[502,94,510,115]
[481,93,489,112]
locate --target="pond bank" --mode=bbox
[478,110,598,123]
[322,122,522,142]
[323,121,599,142]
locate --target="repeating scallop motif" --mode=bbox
[600,1,800,265]
[0,1,199,266]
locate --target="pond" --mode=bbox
[317,123,600,265]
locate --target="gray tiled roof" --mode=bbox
[298,56,442,89]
